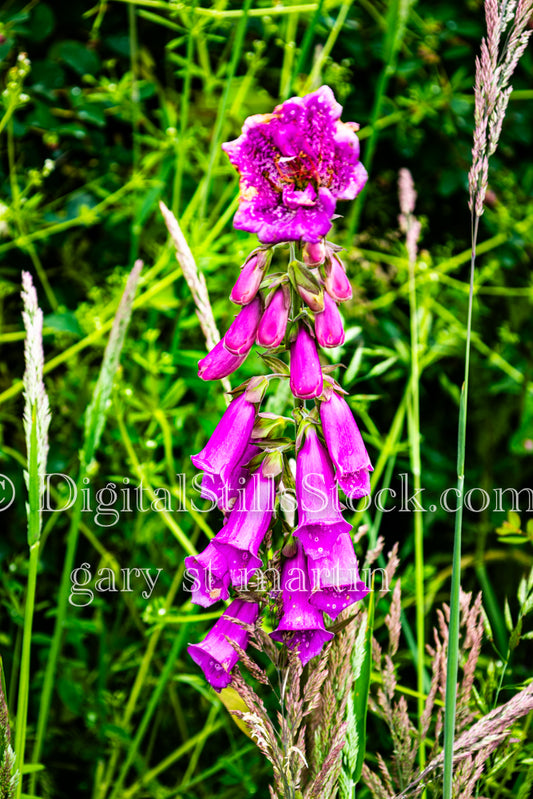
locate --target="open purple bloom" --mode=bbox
[324,253,352,302]
[256,284,291,349]
[294,425,351,559]
[222,86,367,244]
[309,533,369,619]
[290,324,323,399]
[184,541,231,608]
[224,294,263,355]
[320,391,373,499]
[270,543,333,665]
[314,290,345,348]
[191,392,257,484]
[212,463,275,588]
[188,598,259,691]
[198,338,248,381]
[230,251,269,306]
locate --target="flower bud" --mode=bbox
[320,391,373,499]
[314,290,345,348]
[224,294,263,355]
[290,324,323,399]
[198,339,248,380]
[303,240,326,265]
[324,254,352,302]
[256,284,291,348]
[230,251,268,305]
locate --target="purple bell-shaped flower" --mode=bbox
[188,598,259,691]
[230,251,269,306]
[289,323,323,399]
[309,533,369,619]
[184,541,231,608]
[294,424,351,559]
[191,392,257,485]
[314,290,345,348]
[198,338,248,381]
[224,294,263,355]
[320,390,373,499]
[324,254,352,302]
[256,284,291,349]
[212,462,275,587]
[270,543,333,665]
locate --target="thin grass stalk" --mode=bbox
[442,215,477,798]
[30,261,143,794]
[289,0,324,96]
[14,273,51,798]
[172,0,196,216]
[108,632,183,799]
[302,0,355,93]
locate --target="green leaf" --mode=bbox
[351,577,376,784]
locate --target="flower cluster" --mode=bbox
[187,86,371,690]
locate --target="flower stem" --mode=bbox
[442,213,478,798]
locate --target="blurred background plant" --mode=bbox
[0,0,532,797]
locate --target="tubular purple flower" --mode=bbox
[314,290,345,348]
[270,543,333,665]
[230,251,269,306]
[199,443,258,513]
[294,425,351,559]
[198,338,248,381]
[224,294,264,355]
[290,324,323,399]
[191,392,257,484]
[320,391,373,499]
[222,86,367,244]
[184,541,231,608]
[212,462,275,587]
[188,598,259,691]
[309,533,369,619]
[324,254,352,302]
[256,284,291,348]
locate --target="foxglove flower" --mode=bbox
[230,251,269,305]
[270,543,333,665]
[191,392,256,484]
[222,86,367,244]
[224,294,263,355]
[184,541,231,608]
[256,284,291,348]
[314,290,345,348]
[198,338,248,380]
[294,425,351,559]
[320,391,373,499]
[212,463,275,587]
[324,253,352,302]
[309,533,369,619]
[188,598,259,691]
[289,324,323,399]
[199,443,258,513]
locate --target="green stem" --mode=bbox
[407,233,426,766]
[442,213,479,798]
[14,542,40,799]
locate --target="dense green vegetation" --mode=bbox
[1,1,532,797]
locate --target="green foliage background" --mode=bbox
[1,0,532,796]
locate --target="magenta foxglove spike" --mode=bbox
[320,390,373,499]
[324,254,352,302]
[309,533,369,619]
[256,284,291,349]
[224,294,264,356]
[294,424,351,559]
[191,392,256,484]
[198,338,248,381]
[188,598,259,691]
[314,290,345,348]
[289,324,323,399]
[184,541,231,608]
[230,251,269,306]
[212,462,275,587]
[222,86,367,244]
[270,543,333,665]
